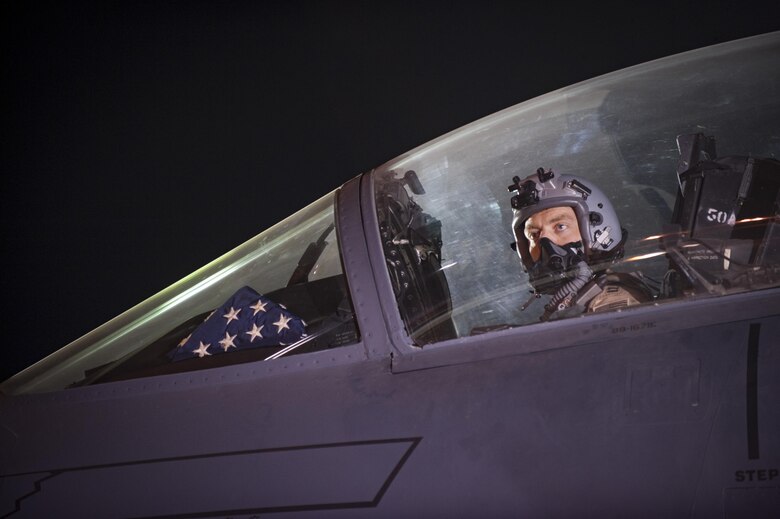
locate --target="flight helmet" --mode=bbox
[509,168,626,292]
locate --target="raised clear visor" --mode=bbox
[373,33,780,344]
[2,192,359,395]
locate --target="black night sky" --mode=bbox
[2,1,778,382]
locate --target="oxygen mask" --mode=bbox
[527,238,586,294]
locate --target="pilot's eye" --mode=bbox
[526,230,540,241]
[555,223,569,232]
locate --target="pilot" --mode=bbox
[508,168,655,320]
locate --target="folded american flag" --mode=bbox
[169,286,306,362]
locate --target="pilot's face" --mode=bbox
[523,206,582,262]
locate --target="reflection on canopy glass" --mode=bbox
[2,192,360,394]
[373,33,780,343]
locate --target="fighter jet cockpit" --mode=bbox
[371,32,779,343]
[2,32,779,519]
[2,33,778,397]
[1,192,362,394]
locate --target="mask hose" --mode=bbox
[541,260,593,321]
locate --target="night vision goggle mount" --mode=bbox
[508,167,555,210]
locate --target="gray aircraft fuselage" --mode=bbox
[1,174,778,518]
[3,32,780,517]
